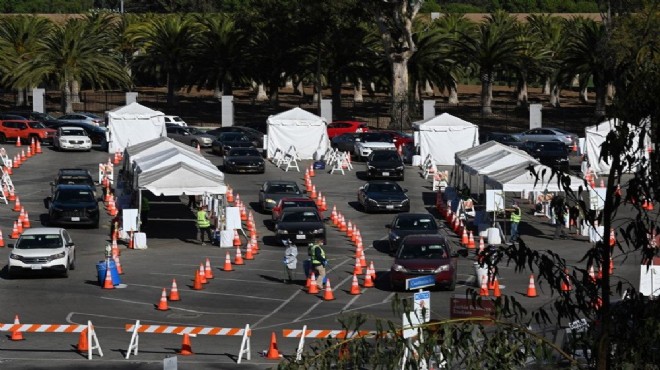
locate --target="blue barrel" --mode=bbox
[97,260,121,286]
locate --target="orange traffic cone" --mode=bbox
[7,188,15,201]
[128,230,134,249]
[323,279,335,301]
[320,196,327,211]
[199,264,208,284]
[479,276,489,296]
[204,258,214,279]
[26,146,32,158]
[13,196,21,212]
[309,164,315,177]
[614,184,622,197]
[103,267,114,289]
[339,215,347,232]
[0,229,4,247]
[113,255,123,274]
[330,206,337,224]
[15,136,21,147]
[368,261,376,281]
[22,210,31,229]
[233,229,241,246]
[10,221,20,239]
[178,333,193,356]
[10,315,24,341]
[111,239,120,258]
[560,269,572,292]
[492,278,501,297]
[350,273,361,295]
[226,186,234,203]
[461,228,468,246]
[234,247,244,265]
[77,328,89,352]
[363,271,374,288]
[265,332,281,359]
[478,236,485,253]
[358,248,367,267]
[527,274,537,297]
[245,242,254,260]
[467,231,475,249]
[169,279,181,301]
[315,191,323,208]
[35,140,42,153]
[311,184,317,199]
[223,252,233,271]
[353,257,363,275]
[251,236,260,253]
[156,288,170,311]
[609,228,616,247]
[307,272,319,294]
[192,270,203,290]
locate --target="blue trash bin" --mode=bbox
[97,260,121,286]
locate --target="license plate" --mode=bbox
[71,217,80,221]
[296,234,306,240]
[386,205,394,209]
[31,265,42,270]
[382,172,390,176]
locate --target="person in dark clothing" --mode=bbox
[551,196,568,239]
[187,195,198,210]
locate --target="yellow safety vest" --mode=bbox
[196,210,210,228]
[510,207,521,223]
[309,244,325,266]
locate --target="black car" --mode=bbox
[331,133,360,153]
[259,180,306,211]
[50,168,96,195]
[357,180,410,213]
[223,147,265,174]
[521,141,570,170]
[482,132,525,149]
[211,132,255,155]
[206,126,264,149]
[44,121,107,149]
[274,207,326,245]
[45,184,100,228]
[366,150,405,180]
[4,111,60,126]
[386,213,440,252]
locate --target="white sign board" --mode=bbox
[414,291,431,323]
[163,356,177,370]
[639,264,660,297]
[122,209,139,232]
[529,104,542,128]
[587,188,606,211]
[402,313,423,339]
[225,207,242,230]
[486,189,505,212]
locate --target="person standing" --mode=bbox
[509,202,521,245]
[283,240,298,284]
[552,196,568,240]
[140,196,150,227]
[187,195,198,210]
[308,242,327,288]
[196,205,213,245]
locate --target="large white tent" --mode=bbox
[266,107,330,160]
[132,147,218,179]
[122,137,196,173]
[584,118,651,175]
[137,162,226,196]
[412,113,480,165]
[484,164,585,192]
[107,102,167,153]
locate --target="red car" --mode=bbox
[327,121,368,139]
[389,234,458,291]
[271,197,320,221]
[378,130,414,150]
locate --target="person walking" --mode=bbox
[551,196,568,240]
[509,202,521,245]
[308,242,327,288]
[196,204,213,245]
[283,240,298,284]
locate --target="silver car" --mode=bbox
[513,127,578,147]
[7,227,76,278]
[166,125,214,147]
[55,112,103,127]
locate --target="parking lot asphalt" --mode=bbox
[0,145,644,369]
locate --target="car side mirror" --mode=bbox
[66,242,75,247]
[323,217,330,222]
[97,197,103,202]
[403,189,408,193]
[44,197,51,209]
[385,224,392,229]
[455,249,468,258]
[7,243,14,248]
[49,181,55,186]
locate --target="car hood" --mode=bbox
[59,135,90,141]
[52,200,97,209]
[357,142,396,149]
[277,222,324,230]
[265,193,304,202]
[11,248,66,257]
[394,257,451,269]
[197,134,215,140]
[368,160,403,168]
[226,156,263,163]
[365,192,408,201]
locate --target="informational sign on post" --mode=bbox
[486,189,505,212]
[413,291,431,323]
[639,261,660,297]
[406,275,435,291]
[402,313,423,339]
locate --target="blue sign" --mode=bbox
[406,275,436,290]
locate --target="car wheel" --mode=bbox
[62,266,69,278]
[69,253,76,270]
[0,133,6,143]
[399,175,405,181]
[191,140,199,148]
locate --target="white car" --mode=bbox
[164,115,188,126]
[8,227,76,278]
[353,132,397,160]
[53,126,92,151]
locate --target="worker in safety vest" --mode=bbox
[196,204,213,245]
[308,242,327,287]
[509,202,521,245]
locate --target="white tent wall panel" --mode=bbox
[584,118,651,175]
[266,108,330,160]
[107,102,167,153]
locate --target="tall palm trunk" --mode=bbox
[166,72,176,106]
[390,61,410,129]
[71,80,81,104]
[448,80,459,105]
[255,83,268,101]
[549,84,561,107]
[353,79,363,103]
[516,77,528,107]
[62,81,73,113]
[542,77,551,95]
[480,72,493,115]
[594,81,607,117]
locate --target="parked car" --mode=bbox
[45,184,100,228]
[389,234,457,291]
[513,127,578,147]
[206,126,264,149]
[7,227,76,278]
[55,112,103,127]
[327,120,368,139]
[354,132,397,160]
[259,180,305,211]
[52,126,92,151]
[482,132,525,149]
[366,150,405,180]
[50,168,96,195]
[357,180,410,213]
[166,125,214,147]
[274,207,326,245]
[0,119,55,144]
[163,115,188,126]
[272,197,318,221]
[223,147,265,174]
[378,130,414,150]
[211,132,256,155]
[331,133,360,153]
[386,213,439,253]
[4,111,59,126]
[44,121,107,149]
[521,141,570,170]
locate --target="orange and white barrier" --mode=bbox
[0,320,102,360]
[125,320,251,363]
[283,325,377,361]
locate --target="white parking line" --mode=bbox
[99,297,264,316]
[292,259,353,322]
[130,283,286,301]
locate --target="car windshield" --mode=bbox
[172,116,185,123]
[16,234,63,249]
[229,149,260,157]
[61,129,86,136]
[54,189,95,202]
[361,133,391,142]
[28,121,46,129]
[397,243,448,260]
[187,127,204,135]
[371,151,400,161]
[394,217,436,230]
[281,211,320,223]
[267,184,300,194]
[552,128,571,135]
[222,133,250,141]
[57,175,93,185]
[368,183,402,193]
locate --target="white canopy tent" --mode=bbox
[107,102,167,153]
[266,107,330,160]
[137,162,226,196]
[584,118,651,175]
[132,147,219,184]
[484,164,585,193]
[122,137,197,173]
[413,113,479,165]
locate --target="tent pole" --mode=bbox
[137,190,142,232]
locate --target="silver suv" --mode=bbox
[8,228,76,278]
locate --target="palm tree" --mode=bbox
[11,17,130,113]
[456,11,523,115]
[0,15,53,106]
[512,22,552,106]
[132,14,200,106]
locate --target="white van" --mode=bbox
[163,115,188,126]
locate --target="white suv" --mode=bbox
[8,228,76,278]
[163,115,188,126]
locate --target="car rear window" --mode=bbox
[267,184,300,193]
[371,151,400,161]
[281,211,320,222]
[61,129,86,136]
[55,189,95,202]
[283,200,316,208]
[368,183,402,193]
